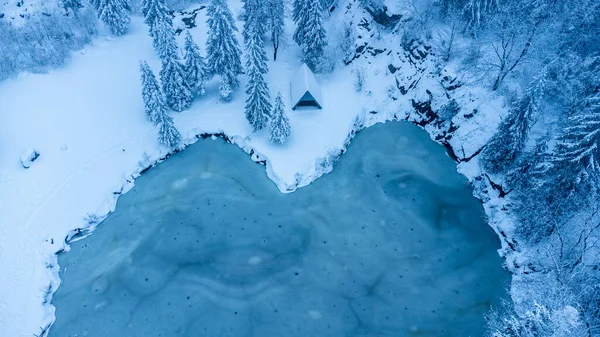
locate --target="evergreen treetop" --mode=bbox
[553,95,600,189]
[302,0,327,70]
[155,109,181,147]
[160,57,193,112]
[141,0,172,36]
[206,0,244,89]
[269,92,291,144]
[152,19,179,61]
[139,61,165,124]
[183,31,207,96]
[293,0,309,46]
[244,22,272,131]
[242,0,267,43]
[98,0,131,36]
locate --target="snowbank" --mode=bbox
[0,3,510,336]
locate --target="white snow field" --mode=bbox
[0,2,509,336]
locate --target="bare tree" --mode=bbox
[489,27,536,90]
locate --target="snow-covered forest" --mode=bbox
[0,0,599,336]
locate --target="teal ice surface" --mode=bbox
[50,121,508,337]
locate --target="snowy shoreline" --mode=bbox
[38,113,514,336]
[0,5,516,336]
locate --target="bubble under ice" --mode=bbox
[50,121,509,337]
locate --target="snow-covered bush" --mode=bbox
[488,302,587,337]
[386,84,397,100]
[219,81,233,101]
[20,148,40,169]
[0,7,97,81]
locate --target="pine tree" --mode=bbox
[553,94,600,190]
[61,0,83,14]
[98,0,130,36]
[160,58,193,112]
[155,108,181,147]
[206,0,243,100]
[293,0,309,46]
[139,61,165,123]
[269,92,291,144]
[152,19,178,59]
[302,0,327,70]
[242,0,267,43]
[267,0,285,61]
[244,22,272,131]
[154,21,193,111]
[183,31,206,97]
[140,0,172,37]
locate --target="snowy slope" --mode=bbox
[0,1,511,336]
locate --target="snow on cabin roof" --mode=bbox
[290,63,323,109]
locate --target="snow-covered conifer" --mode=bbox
[244,21,272,131]
[242,0,266,43]
[155,108,181,147]
[98,0,130,36]
[293,0,309,46]
[139,61,165,123]
[269,92,291,144]
[140,0,172,37]
[206,0,243,100]
[160,57,193,112]
[302,0,327,70]
[152,19,178,59]
[553,94,600,189]
[154,23,192,111]
[183,31,206,96]
[267,0,284,61]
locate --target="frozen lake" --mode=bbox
[50,121,508,336]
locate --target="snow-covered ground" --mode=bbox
[0,2,510,336]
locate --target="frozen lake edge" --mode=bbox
[49,121,510,337]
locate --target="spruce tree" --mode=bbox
[267,0,285,61]
[242,0,267,43]
[269,92,291,144]
[160,58,193,112]
[244,21,272,131]
[293,0,309,46]
[154,21,193,111]
[206,0,243,100]
[155,108,181,148]
[183,31,206,97]
[152,18,178,58]
[98,0,130,36]
[302,0,327,70]
[139,61,165,123]
[141,0,172,37]
[553,95,600,190]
